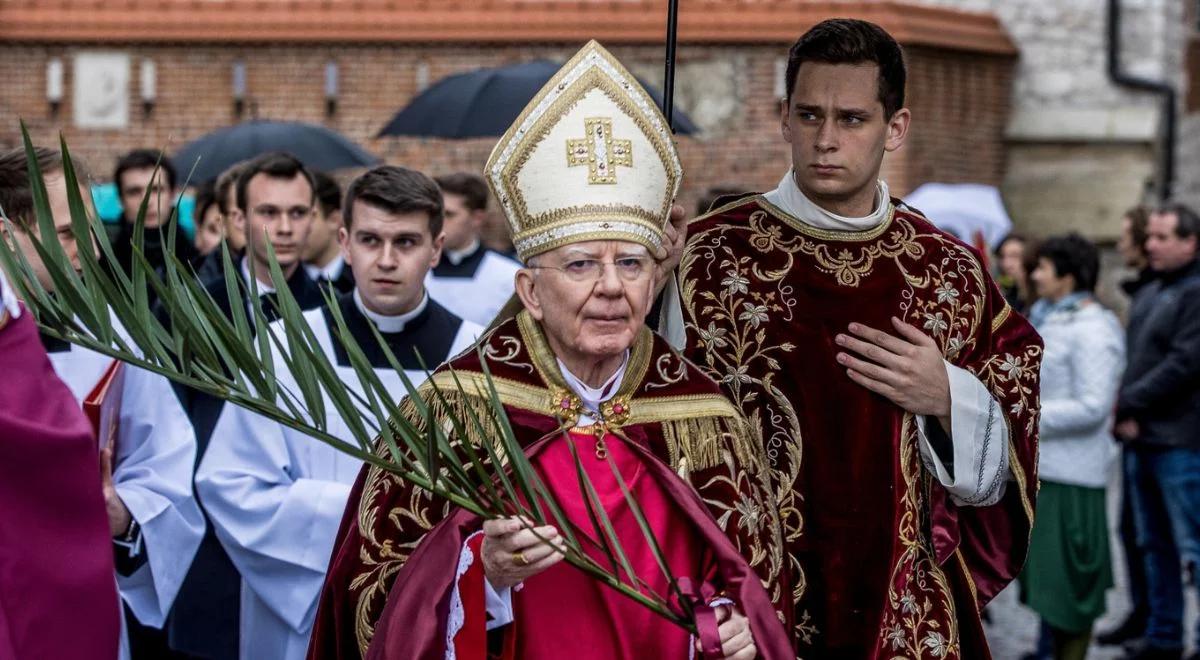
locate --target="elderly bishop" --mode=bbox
[308,41,794,660]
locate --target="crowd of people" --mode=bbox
[0,16,1198,660]
[997,203,1200,660]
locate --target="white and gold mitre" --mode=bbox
[485,40,683,262]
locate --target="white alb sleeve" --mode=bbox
[916,360,1010,507]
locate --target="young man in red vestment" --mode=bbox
[308,41,794,660]
[663,18,1043,659]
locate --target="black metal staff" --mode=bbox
[662,0,680,133]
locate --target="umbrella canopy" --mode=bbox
[379,59,699,138]
[173,120,381,183]
[902,183,1014,250]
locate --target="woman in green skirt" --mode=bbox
[1020,234,1126,660]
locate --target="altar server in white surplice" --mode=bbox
[196,165,482,660]
[0,145,205,660]
[424,172,520,326]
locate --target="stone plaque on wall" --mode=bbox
[74,52,130,129]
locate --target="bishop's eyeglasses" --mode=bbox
[529,256,653,282]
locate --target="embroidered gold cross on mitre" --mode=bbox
[567,117,632,184]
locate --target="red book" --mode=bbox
[83,359,125,453]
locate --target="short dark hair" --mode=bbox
[313,171,343,218]
[785,18,906,118]
[235,152,316,213]
[0,146,89,230]
[994,233,1027,258]
[193,180,219,226]
[114,148,176,193]
[215,161,248,215]
[1155,203,1200,240]
[1035,233,1100,293]
[434,172,488,212]
[1123,206,1150,250]
[344,165,444,236]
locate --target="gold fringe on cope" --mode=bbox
[376,360,762,488]
[660,412,756,476]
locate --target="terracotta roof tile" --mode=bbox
[0,0,1015,55]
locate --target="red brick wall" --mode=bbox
[1,42,1013,242]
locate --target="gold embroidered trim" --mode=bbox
[990,304,1012,334]
[490,60,680,237]
[422,368,739,429]
[512,212,663,260]
[520,204,663,231]
[954,549,980,610]
[754,195,897,243]
[629,393,742,425]
[1007,436,1036,525]
[425,370,550,415]
[661,411,759,474]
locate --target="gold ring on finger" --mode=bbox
[512,551,527,566]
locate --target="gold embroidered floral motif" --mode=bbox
[680,201,1041,654]
[680,208,811,636]
[877,416,960,658]
[749,199,921,288]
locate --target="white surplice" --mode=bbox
[196,292,482,660]
[425,240,521,327]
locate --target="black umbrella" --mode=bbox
[378,59,699,139]
[174,120,381,183]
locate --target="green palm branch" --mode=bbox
[0,126,698,634]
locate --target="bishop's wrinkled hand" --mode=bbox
[835,316,952,427]
[481,516,566,590]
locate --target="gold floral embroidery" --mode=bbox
[895,232,987,362]
[750,198,920,288]
[680,205,1037,653]
[680,212,811,636]
[877,416,960,658]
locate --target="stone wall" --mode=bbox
[913,0,1193,240]
[0,41,1013,224]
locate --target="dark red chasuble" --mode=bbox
[0,307,120,660]
[308,311,793,660]
[677,196,1042,659]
